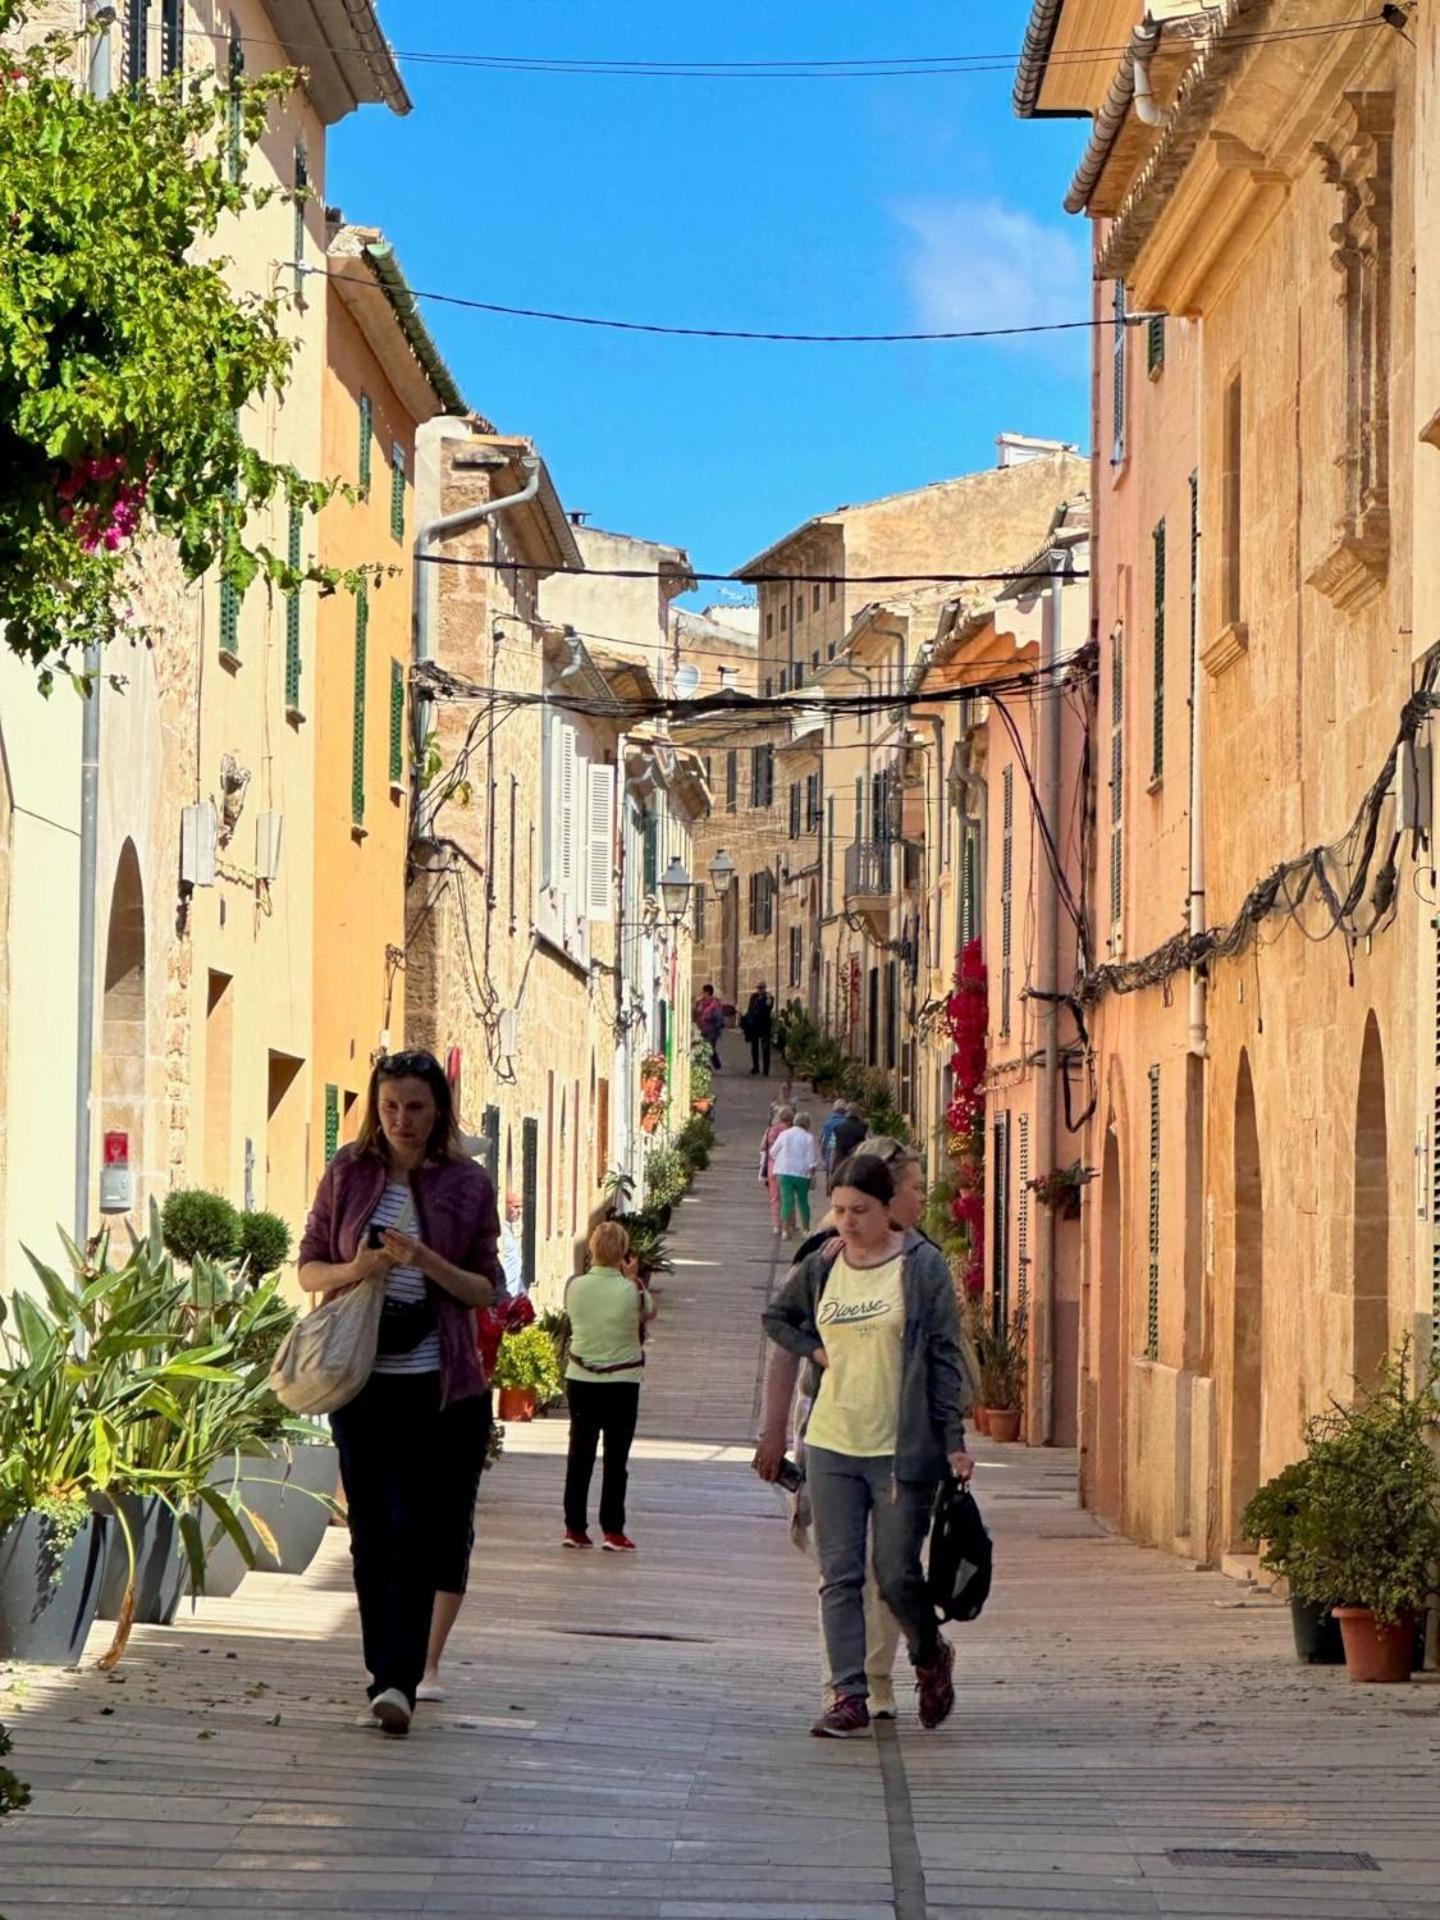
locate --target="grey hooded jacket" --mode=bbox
[760,1231,968,1483]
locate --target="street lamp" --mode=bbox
[659,857,692,925]
[708,847,736,900]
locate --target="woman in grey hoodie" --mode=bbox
[759,1151,972,1738]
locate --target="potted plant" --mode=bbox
[1241,1458,1344,1665]
[1027,1161,1093,1221]
[979,1312,1026,1443]
[1287,1347,1440,1683]
[494,1324,563,1422]
[612,1210,673,1282]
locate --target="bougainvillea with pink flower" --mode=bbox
[943,939,988,1294]
[0,4,381,687]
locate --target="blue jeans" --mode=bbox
[806,1446,941,1700]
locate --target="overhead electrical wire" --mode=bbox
[419,553,1089,586]
[301,264,1147,345]
[226,13,1390,82]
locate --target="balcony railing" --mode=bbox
[845,839,893,899]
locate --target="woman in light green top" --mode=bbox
[562,1220,656,1551]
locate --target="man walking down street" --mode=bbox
[744,981,774,1076]
[829,1103,867,1173]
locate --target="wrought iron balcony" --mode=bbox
[845,839,894,900]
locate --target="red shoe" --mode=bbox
[562,1529,593,1549]
[915,1636,955,1730]
[811,1696,871,1739]
[601,1532,637,1552]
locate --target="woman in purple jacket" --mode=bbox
[299,1049,500,1738]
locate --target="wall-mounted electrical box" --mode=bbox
[180,802,217,887]
[256,811,284,884]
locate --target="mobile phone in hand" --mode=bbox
[365,1225,385,1251]
[776,1457,804,1493]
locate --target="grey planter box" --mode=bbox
[201,1443,340,1596]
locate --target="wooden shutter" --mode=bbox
[596,1079,610,1186]
[1147,1065,1162,1358]
[1146,314,1165,375]
[559,722,578,889]
[358,391,373,493]
[126,0,149,85]
[351,586,368,826]
[219,577,241,659]
[292,144,308,296]
[587,763,615,920]
[226,18,243,182]
[642,807,658,895]
[285,506,302,709]
[1110,631,1125,944]
[992,1112,1011,1332]
[481,1104,501,1180]
[388,659,405,784]
[1152,519,1166,782]
[324,1085,340,1164]
[1111,281,1127,465]
[521,1117,539,1290]
[161,0,182,74]
[390,442,406,542]
[788,781,801,838]
[1016,1113,1030,1316]
[1188,469,1200,704]
[726,750,737,812]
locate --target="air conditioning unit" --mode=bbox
[180,802,217,887]
[256,811,284,884]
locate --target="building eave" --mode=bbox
[326,226,465,421]
[265,0,410,124]
[1012,0,1070,118]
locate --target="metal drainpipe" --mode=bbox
[411,448,541,829]
[74,647,101,1249]
[1033,562,1064,1447]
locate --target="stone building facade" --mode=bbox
[1017,0,1427,1565]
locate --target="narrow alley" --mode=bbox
[1,1050,1437,1920]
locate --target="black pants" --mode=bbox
[749,1032,772,1074]
[331,1374,490,1707]
[564,1380,641,1535]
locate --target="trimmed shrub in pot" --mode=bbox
[234,1209,292,1281]
[160,1188,241,1265]
[1286,1345,1440,1683]
[494,1324,563,1422]
[1241,1459,1344,1665]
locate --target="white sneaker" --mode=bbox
[415,1677,446,1703]
[370,1687,413,1737]
[354,1706,380,1728]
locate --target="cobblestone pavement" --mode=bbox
[2,1042,1437,1917]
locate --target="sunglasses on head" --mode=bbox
[377,1050,442,1077]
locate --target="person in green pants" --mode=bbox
[769,1110,820,1236]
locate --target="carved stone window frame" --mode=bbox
[1307,93,1394,613]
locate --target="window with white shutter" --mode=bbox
[559,722,578,891]
[587,764,615,921]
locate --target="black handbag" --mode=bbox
[926,1480,993,1623]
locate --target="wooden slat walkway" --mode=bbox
[3,1038,1438,1917]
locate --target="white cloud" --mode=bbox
[893,198,1092,364]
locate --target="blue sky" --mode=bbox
[331,2,1095,589]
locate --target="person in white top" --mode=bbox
[771,1110,821,1237]
[499,1190,525,1296]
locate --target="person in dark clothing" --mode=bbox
[828,1104,868,1173]
[744,982,775,1075]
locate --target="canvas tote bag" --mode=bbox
[269,1194,415,1415]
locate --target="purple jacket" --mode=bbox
[299,1145,501,1408]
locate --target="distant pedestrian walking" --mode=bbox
[819,1098,848,1174]
[760,1152,972,1740]
[759,1104,794,1232]
[742,981,774,1075]
[694,983,726,1069]
[828,1103,868,1175]
[770,1110,820,1237]
[563,1221,655,1552]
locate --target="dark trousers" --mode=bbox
[331,1374,490,1707]
[564,1380,641,1535]
[749,1032,772,1074]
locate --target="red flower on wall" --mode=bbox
[943,939,988,1294]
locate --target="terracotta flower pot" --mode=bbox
[973,1407,991,1436]
[1333,1606,1414,1683]
[986,1407,1022,1443]
[498,1386,537,1423]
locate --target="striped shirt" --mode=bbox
[369,1180,441,1376]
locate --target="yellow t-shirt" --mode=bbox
[803,1253,904,1458]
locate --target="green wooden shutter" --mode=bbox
[219,577,240,658]
[358,393,373,493]
[521,1116,539,1289]
[389,442,406,542]
[292,143,308,297]
[284,506,302,708]
[226,19,243,182]
[351,586,368,826]
[642,810,658,893]
[324,1085,340,1164]
[1146,314,1165,375]
[1152,519,1166,782]
[388,658,405,783]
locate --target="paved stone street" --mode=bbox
[2,1045,1438,1918]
